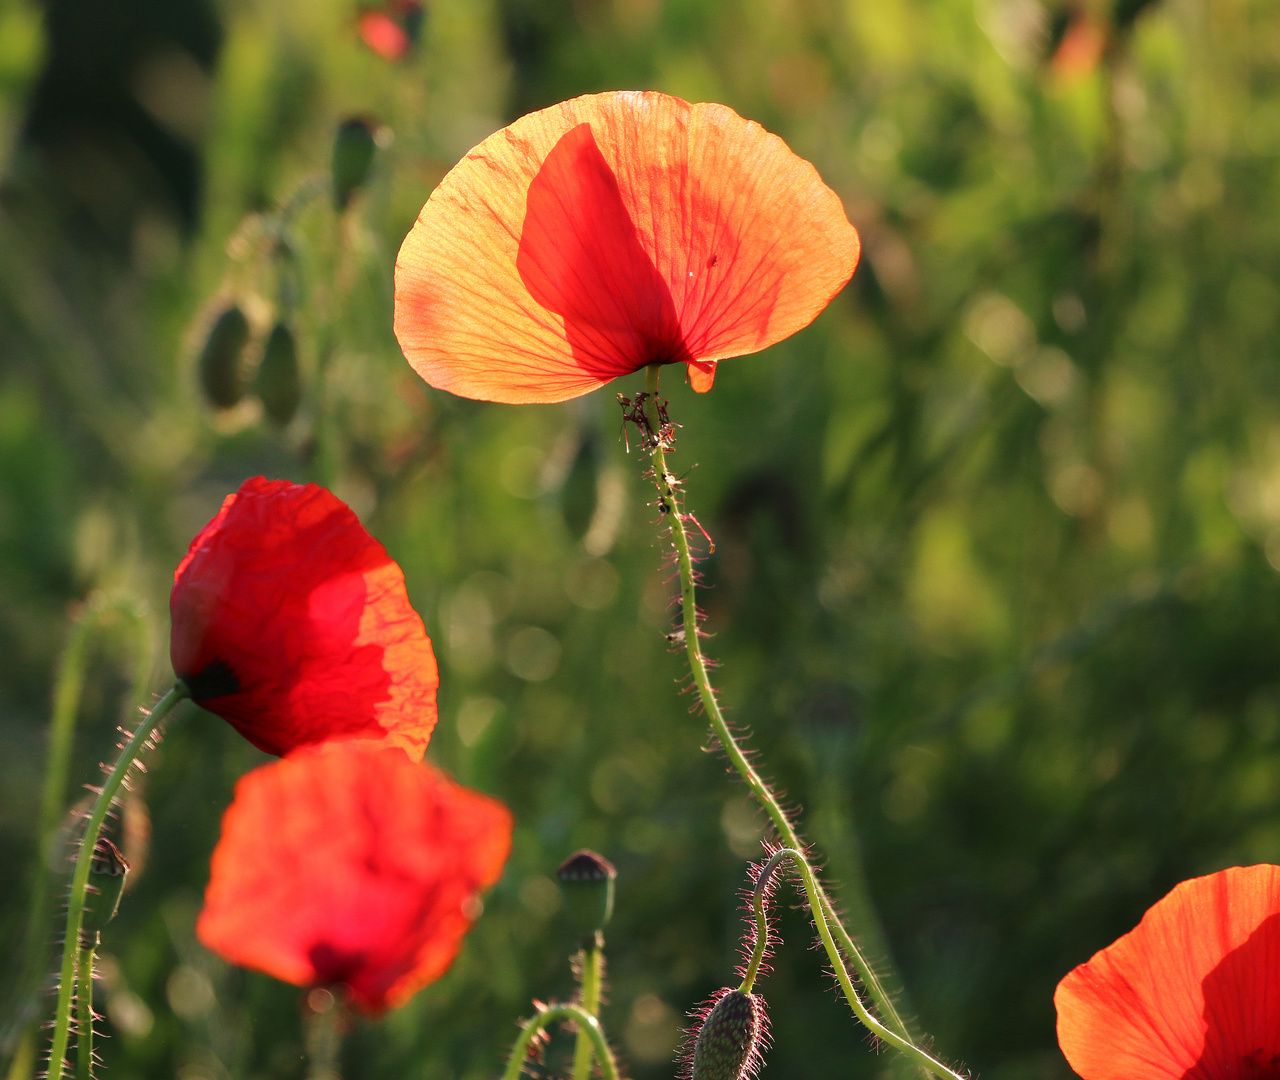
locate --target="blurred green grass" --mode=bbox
[4,1,1280,1080]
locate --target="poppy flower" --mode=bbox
[394,91,860,403]
[197,743,512,1013]
[170,476,438,759]
[1055,864,1280,1080]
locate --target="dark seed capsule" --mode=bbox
[557,849,616,941]
[691,990,765,1080]
[198,304,250,409]
[256,321,302,426]
[332,117,379,211]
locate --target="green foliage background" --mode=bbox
[2,1,1280,1079]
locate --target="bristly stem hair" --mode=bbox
[46,682,189,1080]
[634,364,957,1080]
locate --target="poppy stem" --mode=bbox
[501,1004,620,1080]
[761,850,964,1080]
[74,933,97,1080]
[739,850,788,995]
[570,938,604,1080]
[639,364,926,1067]
[12,594,152,1051]
[46,681,189,1080]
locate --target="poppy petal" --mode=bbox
[1056,865,1280,1080]
[170,477,438,759]
[196,744,512,1013]
[394,91,859,404]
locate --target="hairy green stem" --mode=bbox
[570,942,604,1080]
[739,849,789,994]
[639,364,911,1043]
[501,1005,619,1080]
[47,682,188,1080]
[14,596,152,1043]
[74,936,96,1080]
[769,850,962,1080]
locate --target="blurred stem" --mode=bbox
[47,682,188,1080]
[501,1005,618,1080]
[769,850,963,1080]
[640,364,914,1049]
[12,596,152,1053]
[570,939,603,1080]
[303,998,343,1080]
[74,935,96,1080]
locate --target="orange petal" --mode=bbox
[395,91,859,404]
[687,360,716,393]
[1055,865,1280,1080]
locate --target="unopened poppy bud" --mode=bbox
[690,990,766,1080]
[556,850,615,940]
[199,304,251,409]
[332,118,379,211]
[256,322,302,426]
[82,838,129,933]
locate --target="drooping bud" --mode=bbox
[690,989,767,1080]
[557,850,616,941]
[256,321,302,426]
[332,117,380,211]
[82,838,130,933]
[198,304,251,409]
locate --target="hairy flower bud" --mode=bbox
[332,118,379,211]
[198,304,251,409]
[689,989,767,1080]
[256,321,302,426]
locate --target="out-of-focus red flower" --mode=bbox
[394,91,860,404]
[170,476,438,759]
[197,744,512,1013]
[1051,12,1108,81]
[1055,864,1280,1080]
[358,1,423,61]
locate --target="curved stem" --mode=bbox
[639,365,911,1042]
[740,849,789,994]
[769,850,962,1080]
[501,1005,619,1080]
[570,942,603,1080]
[47,682,188,1080]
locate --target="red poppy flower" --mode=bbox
[394,91,860,403]
[1055,864,1280,1080]
[170,476,438,758]
[197,744,512,1013]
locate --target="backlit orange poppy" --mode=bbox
[197,743,512,1013]
[394,91,860,403]
[1055,864,1280,1080]
[170,477,438,759]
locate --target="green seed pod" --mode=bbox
[198,304,250,409]
[690,990,766,1080]
[82,838,129,933]
[557,850,616,942]
[256,321,302,426]
[332,117,379,211]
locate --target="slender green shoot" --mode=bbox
[570,941,604,1080]
[46,682,189,1080]
[637,364,911,1043]
[501,1004,620,1080]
